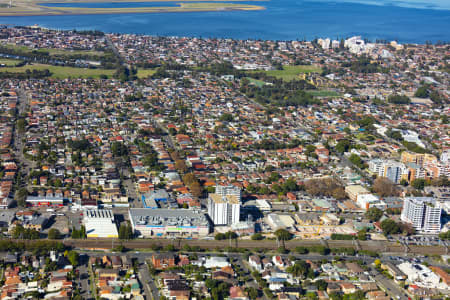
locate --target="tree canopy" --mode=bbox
[365,207,383,222]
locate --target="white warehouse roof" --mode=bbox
[83,209,118,238]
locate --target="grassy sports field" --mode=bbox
[306,90,341,97]
[0,58,21,66]
[0,58,160,79]
[0,63,114,79]
[264,65,322,81]
[136,68,157,79]
[247,65,322,81]
[1,44,105,57]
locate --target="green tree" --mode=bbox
[365,207,383,222]
[411,178,427,190]
[305,145,316,157]
[274,229,292,248]
[414,85,429,98]
[438,231,450,240]
[219,113,233,122]
[335,139,351,153]
[357,229,367,241]
[349,153,364,168]
[15,187,28,207]
[71,225,86,239]
[118,222,133,240]
[294,246,309,254]
[286,260,310,278]
[111,141,128,157]
[388,94,411,104]
[48,228,61,239]
[314,279,328,291]
[400,179,408,186]
[330,292,343,300]
[12,224,25,239]
[67,250,79,266]
[215,233,226,240]
[16,118,27,134]
[251,233,264,240]
[380,219,401,235]
[224,231,238,240]
[246,287,258,300]
[386,129,403,141]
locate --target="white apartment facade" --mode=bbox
[401,197,441,233]
[208,185,241,226]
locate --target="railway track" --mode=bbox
[60,238,446,255]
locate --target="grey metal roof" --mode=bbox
[129,208,209,227]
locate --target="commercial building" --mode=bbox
[356,194,383,210]
[368,159,407,184]
[203,256,230,269]
[141,193,158,209]
[141,189,169,208]
[398,262,447,289]
[215,185,241,201]
[23,215,48,232]
[425,186,450,202]
[129,208,210,238]
[0,211,15,228]
[320,213,340,225]
[243,199,271,212]
[26,196,65,207]
[368,159,384,176]
[401,152,437,167]
[405,162,427,182]
[441,150,450,164]
[208,185,241,226]
[401,197,441,233]
[385,162,407,184]
[83,209,119,238]
[0,193,11,209]
[266,214,295,230]
[424,187,450,213]
[381,262,407,283]
[152,253,176,269]
[429,266,450,286]
[345,185,370,202]
[231,220,255,235]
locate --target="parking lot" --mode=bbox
[394,235,445,246]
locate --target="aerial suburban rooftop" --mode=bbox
[0,25,447,300]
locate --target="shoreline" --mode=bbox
[0,10,266,17]
[0,8,266,17]
[35,0,269,2]
[0,0,266,16]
